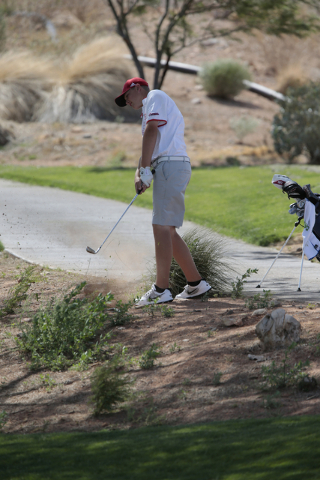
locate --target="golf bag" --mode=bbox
[257,174,320,290]
[272,174,320,262]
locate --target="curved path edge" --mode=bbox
[0,179,319,302]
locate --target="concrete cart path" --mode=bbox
[0,179,319,301]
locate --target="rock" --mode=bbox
[252,308,267,316]
[255,308,301,351]
[222,317,243,327]
[298,376,317,392]
[201,38,219,47]
[248,354,266,362]
[191,98,202,104]
[269,299,281,308]
[71,126,84,133]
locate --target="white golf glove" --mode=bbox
[139,166,153,187]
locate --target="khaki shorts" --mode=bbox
[152,158,191,227]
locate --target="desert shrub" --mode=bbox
[0,265,41,317]
[245,290,273,310]
[231,268,258,299]
[0,410,8,431]
[16,282,113,370]
[89,356,133,415]
[0,240,4,252]
[272,82,320,164]
[108,299,134,326]
[139,344,161,369]
[229,116,260,143]
[153,228,233,298]
[261,343,310,390]
[199,59,251,98]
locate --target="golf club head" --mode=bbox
[86,246,97,254]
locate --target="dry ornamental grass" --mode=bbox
[0,37,139,124]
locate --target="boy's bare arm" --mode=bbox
[135,121,159,193]
[141,121,159,168]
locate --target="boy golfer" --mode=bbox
[115,77,211,306]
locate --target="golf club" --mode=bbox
[86,192,140,254]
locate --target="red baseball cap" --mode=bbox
[115,77,149,107]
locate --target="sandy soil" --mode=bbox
[0,252,319,434]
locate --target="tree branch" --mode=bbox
[103,0,145,79]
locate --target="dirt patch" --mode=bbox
[0,252,319,434]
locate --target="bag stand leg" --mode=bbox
[297,246,305,291]
[256,219,301,289]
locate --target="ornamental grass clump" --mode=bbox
[16,282,113,371]
[148,228,234,298]
[0,51,54,122]
[34,36,139,123]
[199,59,251,99]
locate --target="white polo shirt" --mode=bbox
[141,89,188,160]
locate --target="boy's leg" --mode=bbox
[153,224,173,289]
[170,227,201,282]
[153,225,202,289]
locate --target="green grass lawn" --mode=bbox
[0,164,319,245]
[1,415,320,479]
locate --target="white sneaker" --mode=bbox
[175,279,211,299]
[135,284,173,308]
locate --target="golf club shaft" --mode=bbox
[297,245,305,291]
[257,224,297,288]
[92,193,139,253]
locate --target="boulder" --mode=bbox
[222,316,243,327]
[255,308,301,351]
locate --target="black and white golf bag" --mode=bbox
[272,174,320,262]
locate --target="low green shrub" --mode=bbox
[16,282,113,371]
[212,372,223,386]
[272,82,320,164]
[262,391,282,410]
[231,268,258,299]
[199,59,251,98]
[245,290,273,310]
[0,265,41,317]
[109,299,134,326]
[0,240,4,252]
[261,343,310,390]
[139,344,161,369]
[89,356,133,415]
[229,116,260,143]
[0,410,7,430]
